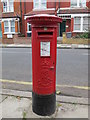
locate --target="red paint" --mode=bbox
[27,15,62,95]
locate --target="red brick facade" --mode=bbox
[0,0,90,41]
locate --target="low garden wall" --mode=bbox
[61,33,90,45]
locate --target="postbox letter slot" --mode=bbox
[38,32,53,36]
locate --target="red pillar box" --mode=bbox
[26,14,62,116]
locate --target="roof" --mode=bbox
[58,8,90,14]
[2,12,20,18]
[26,14,62,25]
[25,9,56,16]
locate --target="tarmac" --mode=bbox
[0,44,90,49]
[0,43,89,119]
[0,89,89,119]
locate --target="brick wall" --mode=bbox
[2,36,32,44]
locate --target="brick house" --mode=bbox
[57,0,90,37]
[24,1,60,37]
[24,0,90,38]
[1,0,21,39]
[1,0,90,40]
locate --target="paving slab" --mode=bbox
[0,89,89,118]
[2,96,31,118]
[1,95,88,118]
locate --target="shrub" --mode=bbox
[73,32,90,39]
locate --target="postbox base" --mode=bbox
[32,92,56,116]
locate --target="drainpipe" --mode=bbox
[20,0,22,33]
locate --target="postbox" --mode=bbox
[26,14,62,116]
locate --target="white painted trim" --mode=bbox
[4,32,18,35]
[81,17,83,32]
[58,7,87,10]
[73,30,88,32]
[58,14,89,18]
[2,11,14,14]
[71,14,89,18]
[2,18,19,22]
[27,31,32,33]
[33,8,55,11]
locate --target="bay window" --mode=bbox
[11,20,15,32]
[4,20,15,33]
[74,16,89,32]
[4,21,9,33]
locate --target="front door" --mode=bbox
[60,20,66,37]
[0,22,2,38]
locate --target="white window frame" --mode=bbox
[83,17,89,32]
[74,17,81,31]
[4,20,15,34]
[27,23,32,34]
[71,0,86,8]
[3,0,14,13]
[33,0,47,10]
[10,20,15,33]
[73,16,89,32]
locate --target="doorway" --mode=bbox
[60,20,66,37]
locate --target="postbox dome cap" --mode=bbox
[26,14,62,24]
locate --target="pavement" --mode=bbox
[0,44,90,49]
[0,89,89,119]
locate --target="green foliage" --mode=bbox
[73,32,90,39]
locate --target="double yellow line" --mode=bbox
[0,79,90,90]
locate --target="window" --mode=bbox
[71,0,86,7]
[3,0,14,12]
[71,0,77,7]
[74,16,89,32]
[74,17,81,31]
[3,2,7,12]
[34,0,47,9]
[11,20,15,32]
[27,23,32,37]
[4,21,9,33]
[83,17,89,31]
[4,20,15,33]
[79,0,86,7]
